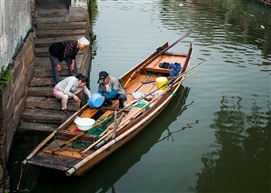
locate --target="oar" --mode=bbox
[156,31,191,56]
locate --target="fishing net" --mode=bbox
[72,140,90,149]
[86,114,115,135]
[132,100,150,110]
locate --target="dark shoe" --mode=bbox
[60,109,69,117]
[103,100,112,107]
[159,62,170,69]
[119,102,124,109]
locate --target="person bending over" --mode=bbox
[49,37,90,85]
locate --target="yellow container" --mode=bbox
[156,77,168,90]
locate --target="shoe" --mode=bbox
[60,109,69,117]
[119,102,124,109]
[159,62,170,69]
[103,100,112,107]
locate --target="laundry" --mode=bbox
[168,62,182,77]
[159,62,182,77]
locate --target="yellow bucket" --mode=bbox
[156,77,168,90]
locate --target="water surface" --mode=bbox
[9,0,270,192]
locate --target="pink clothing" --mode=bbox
[53,87,82,109]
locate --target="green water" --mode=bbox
[9,0,270,192]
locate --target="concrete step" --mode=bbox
[35,46,85,57]
[35,47,50,57]
[35,29,86,38]
[34,67,69,77]
[18,121,59,132]
[36,0,67,10]
[37,8,68,18]
[21,109,68,124]
[33,57,70,77]
[30,77,54,86]
[28,86,54,97]
[35,36,82,48]
[25,96,80,110]
[34,55,83,67]
[36,21,87,30]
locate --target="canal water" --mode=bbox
[9,0,270,192]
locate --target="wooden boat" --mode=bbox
[22,32,198,176]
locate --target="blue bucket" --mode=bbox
[88,92,104,108]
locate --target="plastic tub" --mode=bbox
[74,118,95,131]
[88,92,103,108]
[155,77,168,90]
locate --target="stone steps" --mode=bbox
[36,22,87,30]
[35,36,82,48]
[21,109,70,124]
[34,55,83,67]
[35,29,86,38]
[19,5,88,132]
[26,96,80,111]
[18,122,59,132]
[28,86,54,97]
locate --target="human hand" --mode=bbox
[73,95,81,102]
[70,63,74,71]
[70,60,75,71]
[56,62,62,71]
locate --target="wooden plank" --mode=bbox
[145,54,186,73]
[43,149,87,159]
[80,108,99,118]
[125,75,149,94]
[126,75,157,103]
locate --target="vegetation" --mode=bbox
[0,66,12,95]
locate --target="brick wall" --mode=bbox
[0,32,35,193]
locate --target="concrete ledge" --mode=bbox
[26,96,80,111]
[18,122,59,132]
[21,109,70,124]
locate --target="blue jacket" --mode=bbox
[98,76,126,100]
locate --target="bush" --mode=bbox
[0,66,13,95]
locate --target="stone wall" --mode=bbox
[0,32,35,193]
[0,1,34,192]
[0,1,32,68]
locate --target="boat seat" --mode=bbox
[145,53,187,74]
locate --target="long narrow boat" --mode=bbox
[22,32,196,176]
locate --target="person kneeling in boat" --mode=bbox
[97,71,127,109]
[53,74,92,117]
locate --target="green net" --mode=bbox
[86,114,114,135]
[132,100,150,110]
[72,140,90,149]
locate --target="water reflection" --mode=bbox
[157,0,271,59]
[194,95,271,193]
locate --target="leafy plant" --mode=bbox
[0,66,13,94]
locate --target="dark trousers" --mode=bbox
[103,93,127,107]
[49,53,77,85]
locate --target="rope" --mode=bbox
[67,165,77,171]
[15,164,30,192]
